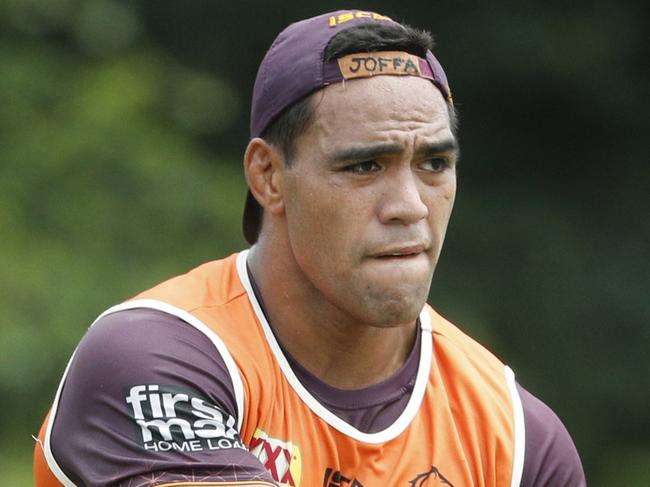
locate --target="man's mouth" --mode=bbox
[372,244,427,259]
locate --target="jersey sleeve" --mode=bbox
[46,308,276,487]
[518,383,586,487]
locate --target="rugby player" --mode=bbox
[35,9,586,487]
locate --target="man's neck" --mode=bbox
[247,243,418,390]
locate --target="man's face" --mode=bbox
[280,75,458,327]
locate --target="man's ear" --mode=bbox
[244,138,285,216]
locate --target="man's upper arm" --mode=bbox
[45,308,275,487]
[518,383,586,487]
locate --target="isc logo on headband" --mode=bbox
[328,11,392,27]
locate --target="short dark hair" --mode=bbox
[260,22,458,164]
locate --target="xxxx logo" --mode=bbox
[249,428,302,486]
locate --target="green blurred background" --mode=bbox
[1,0,648,485]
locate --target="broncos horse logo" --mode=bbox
[409,466,454,486]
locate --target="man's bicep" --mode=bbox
[45,308,274,487]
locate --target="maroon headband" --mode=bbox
[244,9,452,244]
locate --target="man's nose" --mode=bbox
[377,169,429,225]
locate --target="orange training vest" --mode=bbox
[35,251,524,487]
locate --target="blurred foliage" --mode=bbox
[0,0,647,485]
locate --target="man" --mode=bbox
[34,10,586,487]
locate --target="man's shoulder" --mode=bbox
[425,307,586,486]
[424,305,507,372]
[518,384,586,486]
[40,307,255,486]
[130,251,245,311]
[75,307,234,380]
[53,307,242,436]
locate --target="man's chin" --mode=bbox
[359,288,428,327]
[346,268,432,325]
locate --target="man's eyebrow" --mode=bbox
[417,139,459,156]
[333,143,403,162]
[332,139,459,162]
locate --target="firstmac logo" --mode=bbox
[125,384,245,453]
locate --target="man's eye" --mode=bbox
[420,158,449,173]
[345,160,381,174]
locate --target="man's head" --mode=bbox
[243,10,455,245]
[243,10,458,325]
